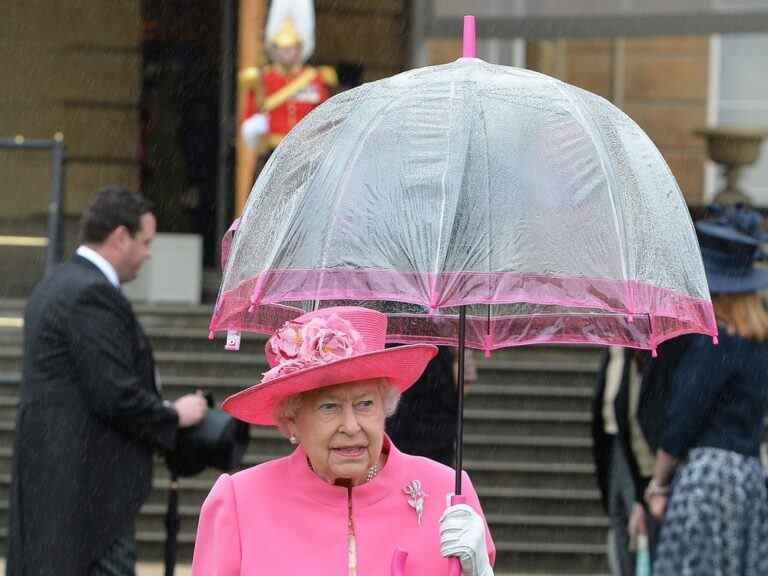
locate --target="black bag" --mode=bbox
[165,393,250,477]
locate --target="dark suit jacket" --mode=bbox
[591,349,631,513]
[592,348,655,511]
[7,255,179,575]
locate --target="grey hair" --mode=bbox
[273,379,401,439]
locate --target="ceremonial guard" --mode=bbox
[240,0,337,154]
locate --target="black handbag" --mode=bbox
[165,397,250,477]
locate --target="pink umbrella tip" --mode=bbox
[462,15,476,58]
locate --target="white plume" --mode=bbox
[265,0,316,62]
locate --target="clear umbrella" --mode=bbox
[210,17,716,573]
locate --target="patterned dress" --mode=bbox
[654,448,768,576]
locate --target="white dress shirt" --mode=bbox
[76,245,120,288]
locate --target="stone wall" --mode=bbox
[315,0,407,82]
[1,0,141,218]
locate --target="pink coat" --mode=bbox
[192,439,495,575]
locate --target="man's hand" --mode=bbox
[174,392,208,428]
[628,502,647,549]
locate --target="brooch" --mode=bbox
[403,480,426,526]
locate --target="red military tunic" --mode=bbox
[243,64,335,151]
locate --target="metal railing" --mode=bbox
[0,135,67,272]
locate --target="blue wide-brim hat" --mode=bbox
[696,206,768,294]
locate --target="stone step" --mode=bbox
[0,397,17,421]
[487,513,609,546]
[0,448,12,475]
[463,384,594,413]
[465,460,597,491]
[462,434,593,464]
[136,503,200,538]
[462,408,591,438]
[135,530,195,565]
[494,541,609,574]
[0,350,20,375]
[0,331,21,347]
[478,486,603,517]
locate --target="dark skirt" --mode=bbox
[654,447,768,576]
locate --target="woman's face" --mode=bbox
[289,379,386,486]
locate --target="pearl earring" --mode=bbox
[289,435,298,445]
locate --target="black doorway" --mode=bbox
[141,0,229,269]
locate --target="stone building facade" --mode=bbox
[2,1,142,219]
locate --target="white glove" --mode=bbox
[440,504,494,576]
[242,113,269,148]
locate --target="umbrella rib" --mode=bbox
[314,85,426,310]
[309,95,401,307]
[477,83,494,352]
[430,81,456,309]
[552,81,631,293]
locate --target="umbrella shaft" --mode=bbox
[455,307,466,495]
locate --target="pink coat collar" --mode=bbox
[288,435,408,508]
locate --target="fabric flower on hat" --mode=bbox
[269,321,305,362]
[262,314,365,382]
[302,316,363,360]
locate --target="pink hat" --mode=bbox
[222,306,438,425]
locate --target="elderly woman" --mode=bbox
[192,306,496,575]
[646,208,768,575]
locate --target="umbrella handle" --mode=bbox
[390,548,408,576]
[448,494,468,576]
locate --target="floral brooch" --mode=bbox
[403,480,426,526]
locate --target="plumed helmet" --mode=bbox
[265,0,315,62]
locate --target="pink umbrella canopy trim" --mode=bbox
[209,269,717,353]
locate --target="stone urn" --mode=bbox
[695,127,768,205]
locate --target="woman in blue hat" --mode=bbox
[647,207,768,575]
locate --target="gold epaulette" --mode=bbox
[318,66,338,87]
[238,66,261,88]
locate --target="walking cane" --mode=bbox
[164,473,181,576]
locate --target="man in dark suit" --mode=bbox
[7,187,208,576]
